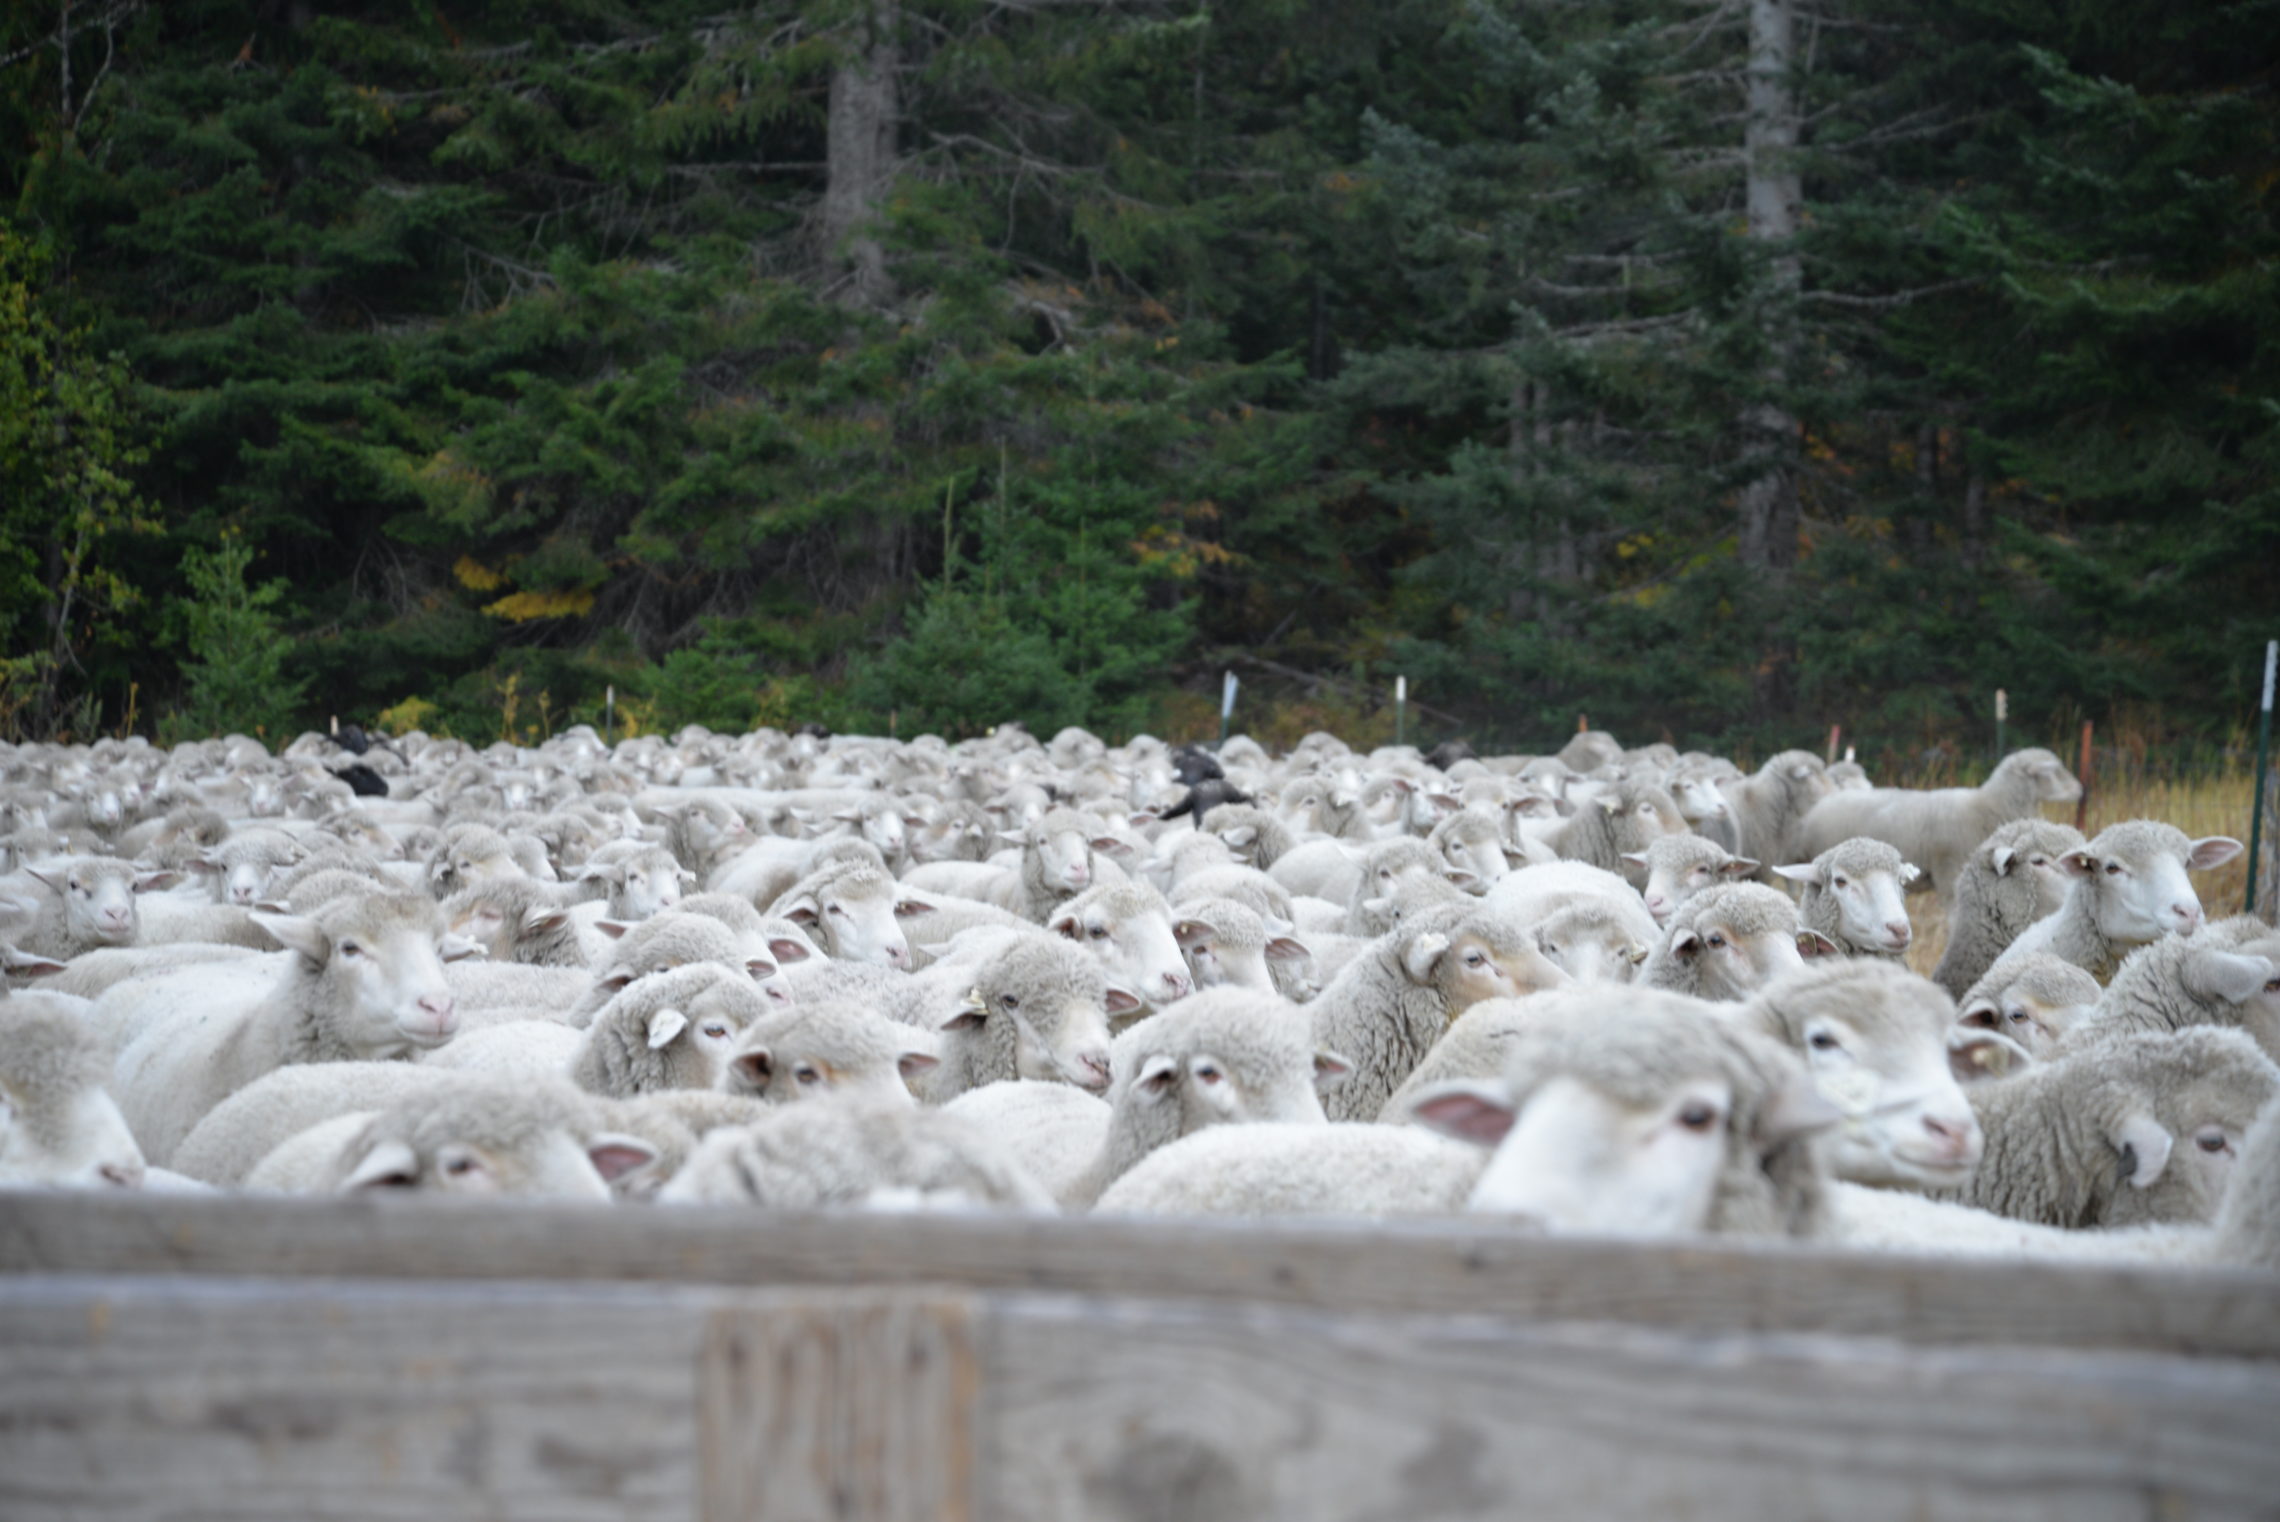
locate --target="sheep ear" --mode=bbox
[2110,1112,2174,1189]
[1897,862,1923,885]
[189,854,224,875]
[1047,910,1082,941]
[897,1048,940,1079]
[893,897,936,919]
[2181,949,2274,1007]
[575,861,624,885]
[1756,1072,1843,1143]
[1948,1028,2032,1083]
[20,867,59,895]
[1957,999,2001,1031]
[2186,836,2244,871]
[1410,1082,1517,1146]
[1770,863,1820,886]
[1312,1049,1353,1091]
[586,1135,658,1183]
[1619,852,1650,870]
[596,969,636,993]
[1136,1053,1181,1096]
[1220,826,1257,849]
[730,1048,773,1091]
[1089,836,1125,856]
[521,905,569,934]
[1797,931,1840,959]
[995,830,1026,847]
[1103,985,1145,1018]
[941,990,989,1033]
[766,937,813,965]
[593,919,632,941]
[742,956,780,983]
[1443,867,1481,890]
[646,1009,688,1049]
[1721,859,1761,878]
[2056,850,2100,879]
[1264,936,1311,964]
[340,1139,421,1192]
[0,946,69,979]
[1595,795,1622,815]
[1400,931,1451,984]
[252,912,332,965]
[1171,920,1213,951]
[437,933,487,963]
[1989,846,2019,877]
[781,895,821,927]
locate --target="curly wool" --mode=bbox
[1931,818,2083,997]
[570,962,772,1097]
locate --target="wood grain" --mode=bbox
[978,1291,2280,1522]
[4,1191,2276,1356]
[699,1292,977,1522]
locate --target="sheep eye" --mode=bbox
[1677,1101,1718,1131]
[702,1023,728,1040]
[338,942,365,959]
[1705,933,1727,949]
[827,903,848,916]
[795,1066,820,1085]
[2104,863,2123,876]
[443,1154,478,1176]
[1831,877,1847,890]
[1088,925,1109,940]
[999,993,1020,1010]
[2006,1008,2031,1025]
[2194,1130,2227,1154]
[2029,856,2049,868]
[1194,1064,1222,1084]
[1808,1031,1839,1051]
[1464,951,1486,967]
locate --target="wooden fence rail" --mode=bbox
[4,1194,2279,1521]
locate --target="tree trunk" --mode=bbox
[820,0,900,309]
[1736,0,1801,576]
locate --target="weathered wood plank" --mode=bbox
[699,1293,978,1522]
[978,1293,2280,1522]
[0,1275,981,1522]
[0,1273,717,1522]
[3,1192,2276,1356]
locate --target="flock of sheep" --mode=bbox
[2,721,2274,1271]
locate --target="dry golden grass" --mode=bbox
[1902,772,2262,980]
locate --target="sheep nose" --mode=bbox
[1076,1052,1112,1090]
[1159,969,1193,1000]
[2171,903,2202,934]
[416,994,459,1038]
[99,1161,144,1189]
[1884,920,1912,944]
[1921,1112,1978,1160]
[883,941,911,970]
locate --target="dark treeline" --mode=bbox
[3,0,2274,756]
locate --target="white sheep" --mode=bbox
[1621,834,1758,927]
[2064,914,2280,1060]
[1981,820,2243,987]
[947,988,1344,1208]
[171,1060,482,1186]
[1736,959,1982,1189]
[908,933,1124,1102]
[768,859,921,968]
[1309,904,1572,1122]
[1530,777,1687,882]
[104,892,475,1163]
[656,1094,1054,1210]
[1795,747,2081,896]
[1718,750,1835,878]
[1483,860,1662,962]
[721,998,939,1106]
[441,876,588,967]
[569,962,771,1097]
[1772,836,1920,959]
[1639,883,1826,1002]
[245,1074,654,1198]
[1937,1027,2280,1229]
[1043,879,1195,1012]
[1168,897,1310,995]
[0,1001,145,1189]
[1092,1122,1481,1218]
[1930,817,2084,996]
[1956,953,2101,1063]
[3,856,180,960]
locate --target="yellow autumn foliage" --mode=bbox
[483,588,596,621]
[453,556,507,591]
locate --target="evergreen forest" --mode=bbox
[3,0,2275,762]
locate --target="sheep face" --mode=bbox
[1777,846,1918,955]
[1667,774,1735,835]
[1958,961,2100,1058]
[1417,926,1569,1012]
[2177,934,2280,1058]
[1630,848,1756,926]
[0,1083,146,1190]
[1530,903,1651,985]
[1431,1074,1741,1235]
[1051,896,1193,1008]
[1434,823,1511,894]
[1985,837,2073,921]
[254,901,466,1053]
[602,853,688,919]
[1662,913,1818,1001]
[781,873,915,969]
[952,966,1119,1093]
[1008,813,1094,895]
[1792,1008,1980,1188]
[29,860,177,947]
[2062,827,2241,943]
[336,1128,646,1199]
